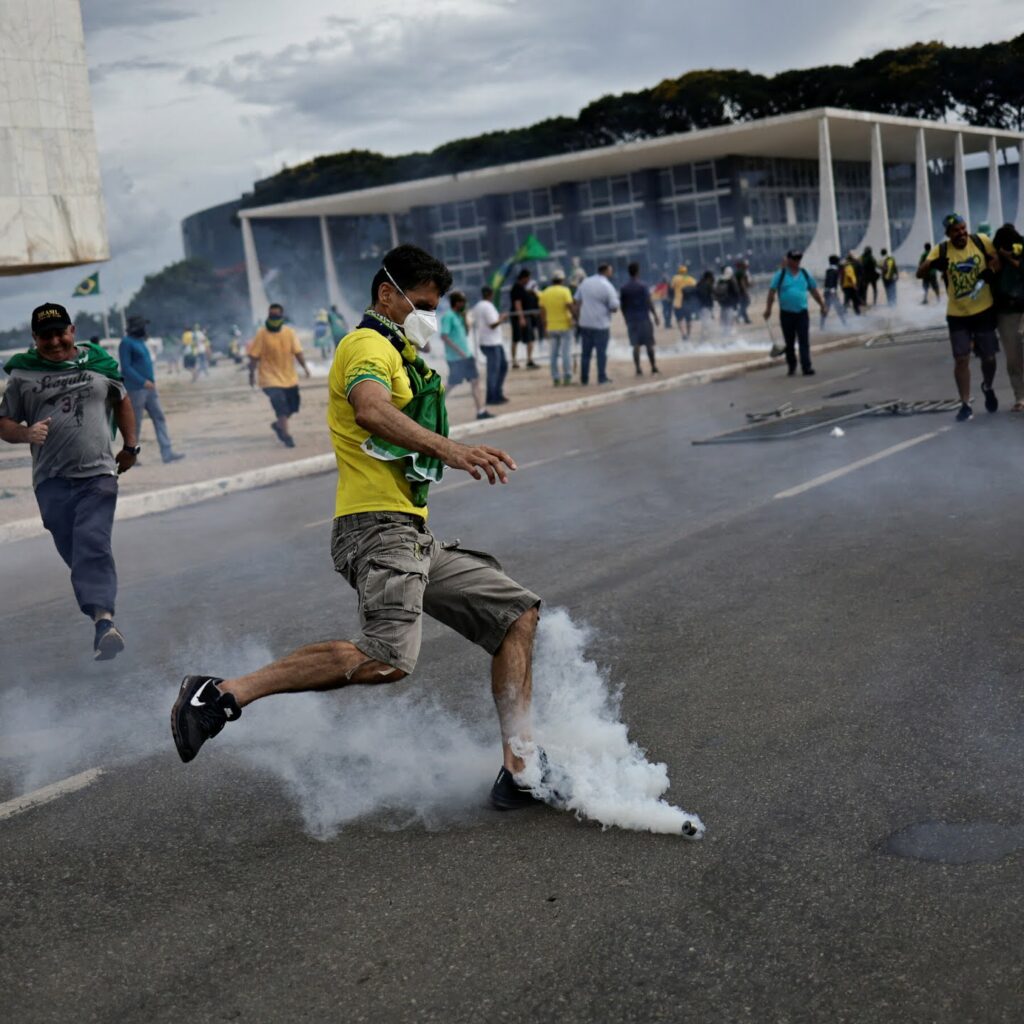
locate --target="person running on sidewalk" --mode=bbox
[0,303,139,660]
[171,244,554,812]
[574,263,619,385]
[991,224,1024,412]
[249,303,312,448]
[440,291,491,419]
[820,254,847,329]
[538,269,576,385]
[118,314,184,465]
[471,285,509,405]
[918,213,1001,423]
[763,250,826,377]
[840,252,862,315]
[620,261,659,375]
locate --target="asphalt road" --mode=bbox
[2,334,1023,1023]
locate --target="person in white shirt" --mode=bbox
[573,264,620,385]
[471,285,509,405]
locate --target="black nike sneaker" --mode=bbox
[490,748,569,811]
[982,383,999,413]
[490,766,546,810]
[171,676,241,763]
[93,620,125,661]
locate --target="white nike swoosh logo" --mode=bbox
[190,680,213,707]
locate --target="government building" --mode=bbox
[181,108,1024,324]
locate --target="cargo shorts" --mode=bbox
[330,511,541,675]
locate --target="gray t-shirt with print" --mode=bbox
[0,362,126,489]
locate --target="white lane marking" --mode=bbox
[773,428,950,500]
[791,368,870,394]
[302,449,583,528]
[0,767,104,823]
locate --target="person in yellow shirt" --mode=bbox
[670,264,696,339]
[171,244,561,813]
[918,213,1001,422]
[248,303,312,448]
[538,269,576,385]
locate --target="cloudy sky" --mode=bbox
[1,0,1022,329]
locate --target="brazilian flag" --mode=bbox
[72,272,100,297]
[486,234,551,305]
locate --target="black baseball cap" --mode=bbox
[31,302,72,334]
[786,249,804,261]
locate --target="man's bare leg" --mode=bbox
[220,641,406,707]
[490,606,539,773]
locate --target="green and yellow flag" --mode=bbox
[72,272,100,297]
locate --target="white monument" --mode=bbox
[0,0,108,274]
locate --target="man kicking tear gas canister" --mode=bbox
[171,245,553,810]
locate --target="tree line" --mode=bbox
[243,36,1024,208]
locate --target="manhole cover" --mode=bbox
[882,821,1024,864]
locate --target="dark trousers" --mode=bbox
[843,287,862,314]
[779,309,812,373]
[580,327,611,384]
[36,475,119,617]
[480,344,507,403]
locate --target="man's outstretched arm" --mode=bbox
[349,379,516,484]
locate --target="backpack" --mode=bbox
[841,263,858,289]
[713,278,731,302]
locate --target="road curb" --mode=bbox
[0,334,869,545]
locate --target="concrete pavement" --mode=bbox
[1,336,1022,1023]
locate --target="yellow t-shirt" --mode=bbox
[927,234,995,317]
[671,273,695,308]
[538,284,575,332]
[250,326,302,388]
[327,327,421,519]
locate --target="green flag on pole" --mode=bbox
[486,234,551,306]
[72,272,100,297]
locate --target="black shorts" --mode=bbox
[626,319,655,347]
[511,319,535,344]
[263,385,301,417]
[948,310,999,359]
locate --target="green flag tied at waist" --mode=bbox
[4,340,122,381]
[72,272,100,297]
[355,310,448,507]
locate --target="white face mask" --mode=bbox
[383,265,437,349]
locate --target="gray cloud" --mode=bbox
[81,0,199,34]
[90,59,185,85]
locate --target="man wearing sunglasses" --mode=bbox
[0,303,138,659]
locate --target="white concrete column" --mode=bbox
[853,121,892,254]
[894,128,934,266]
[319,215,362,327]
[986,137,1004,229]
[319,216,343,308]
[1015,140,1024,230]
[953,132,969,223]
[240,215,269,327]
[387,213,400,249]
[801,116,841,272]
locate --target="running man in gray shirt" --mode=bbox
[0,303,139,660]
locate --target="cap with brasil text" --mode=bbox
[31,303,72,334]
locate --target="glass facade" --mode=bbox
[189,131,1014,317]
